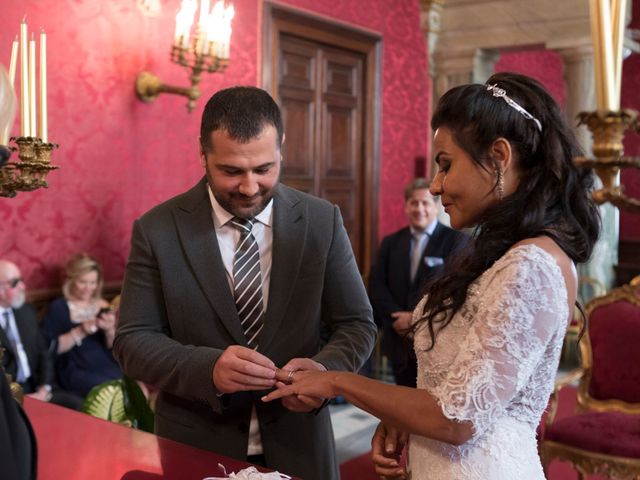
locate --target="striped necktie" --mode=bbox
[410,231,429,282]
[230,217,265,349]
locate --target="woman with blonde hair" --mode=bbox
[43,253,121,398]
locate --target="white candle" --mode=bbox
[224,4,234,59]
[40,29,47,143]
[611,0,627,109]
[0,38,18,145]
[8,37,18,87]
[20,19,30,137]
[175,0,197,49]
[589,0,616,110]
[29,34,36,137]
[199,0,210,27]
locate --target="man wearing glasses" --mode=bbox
[0,260,81,409]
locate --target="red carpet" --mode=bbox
[339,386,607,480]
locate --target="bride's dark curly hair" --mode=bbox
[416,72,601,350]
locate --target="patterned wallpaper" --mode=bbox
[0,0,429,288]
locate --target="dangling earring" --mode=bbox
[493,160,504,201]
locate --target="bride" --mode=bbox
[262,72,600,479]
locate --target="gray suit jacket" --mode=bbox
[113,178,376,480]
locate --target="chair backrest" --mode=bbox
[576,280,640,413]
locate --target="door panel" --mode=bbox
[278,32,365,264]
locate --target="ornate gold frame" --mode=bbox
[540,277,640,479]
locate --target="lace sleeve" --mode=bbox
[429,247,568,439]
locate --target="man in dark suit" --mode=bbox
[113,86,376,480]
[370,178,467,387]
[0,260,82,410]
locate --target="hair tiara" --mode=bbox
[486,84,542,132]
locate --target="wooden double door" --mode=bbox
[263,4,381,275]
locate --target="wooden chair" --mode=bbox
[540,277,640,479]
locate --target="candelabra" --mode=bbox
[0,347,23,405]
[135,0,234,112]
[574,109,640,213]
[0,136,59,198]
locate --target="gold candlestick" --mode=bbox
[0,136,59,197]
[574,109,640,212]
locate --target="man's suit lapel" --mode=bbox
[423,222,444,257]
[0,322,12,359]
[173,179,247,346]
[259,186,305,349]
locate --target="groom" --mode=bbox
[114,86,376,480]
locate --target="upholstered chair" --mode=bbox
[540,277,640,479]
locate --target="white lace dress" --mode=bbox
[408,244,569,479]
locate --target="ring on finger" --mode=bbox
[287,369,297,382]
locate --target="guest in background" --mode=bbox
[0,260,83,410]
[370,178,467,387]
[43,253,121,398]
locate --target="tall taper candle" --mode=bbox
[8,37,18,87]
[0,38,18,145]
[611,0,627,109]
[20,19,30,137]
[39,29,47,143]
[29,33,36,137]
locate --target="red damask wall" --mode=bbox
[0,0,428,288]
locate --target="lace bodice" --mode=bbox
[408,244,570,479]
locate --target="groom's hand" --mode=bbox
[213,345,277,393]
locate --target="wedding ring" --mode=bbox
[287,369,297,382]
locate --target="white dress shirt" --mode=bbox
[207,185,273,456]
[410,219,438,282]
[0,307,31,383]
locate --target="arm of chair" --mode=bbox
[545,368,584,427]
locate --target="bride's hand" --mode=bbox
[371,422,408,479]
[261,370,340,403]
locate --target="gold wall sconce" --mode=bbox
[135,0,235,112]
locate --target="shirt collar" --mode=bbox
[0,307,11,327]
[207,184,274,229]
[411,219,438,237]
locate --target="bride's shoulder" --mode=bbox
[510,236,577,297]
[512,236,571,269]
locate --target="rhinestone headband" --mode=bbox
[486,84,542,132]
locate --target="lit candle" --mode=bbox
[40,29,47,143]
[199,0,210,27]
[20,19,30,137]
[174,0,197,49]
[206,1,225,58]
[196,0,210,54]
[29,33,36,137]
[224,4,234,59]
